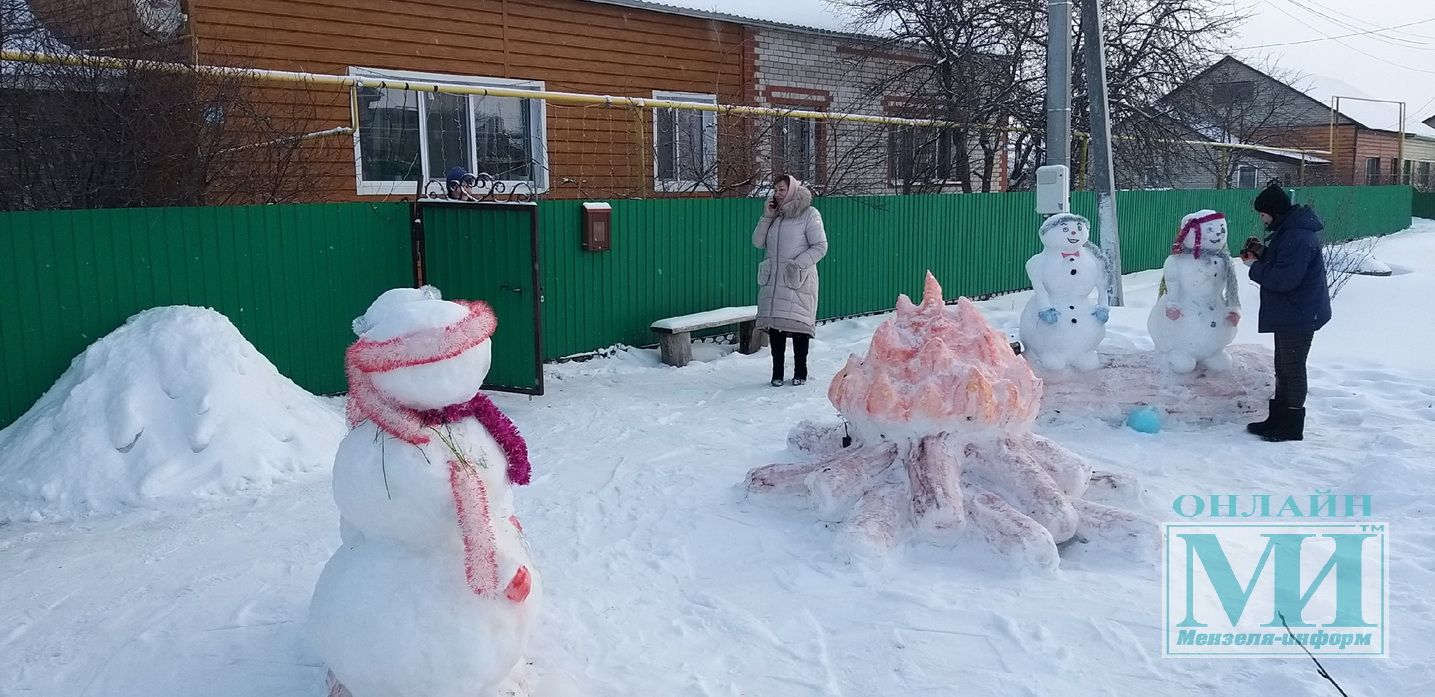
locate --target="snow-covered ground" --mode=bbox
[3,221,1433,696]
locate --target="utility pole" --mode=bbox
[1079,0,1124,306]
[1045,0,1072,172]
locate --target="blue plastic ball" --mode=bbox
[1126,405,1163,434]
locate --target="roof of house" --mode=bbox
[1184,56,1435,139]
[1298,73,1435,139]
[1179,121,1330,164]
[583,0,868,38]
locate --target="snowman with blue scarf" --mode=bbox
[1019,213,1111,372]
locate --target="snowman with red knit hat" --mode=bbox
[308,285,539,697]
[1147,210,1242,373]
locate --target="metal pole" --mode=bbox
[1079,0,1123,306]
[1328,99,1337,182]
[1399,102,1406,185]
[1046,0,1072,170]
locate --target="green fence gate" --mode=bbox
[417,201,544,395]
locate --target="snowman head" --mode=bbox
[346,286,499,443]
[1038,213,1090,254]
[1173,210,1228,259]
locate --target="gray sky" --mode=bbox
[680,0,1435,124]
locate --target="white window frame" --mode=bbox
[652,90,718,193]
[350,67,549,197]
[1235,164,1258,189]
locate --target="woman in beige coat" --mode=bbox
[753,174,828,386]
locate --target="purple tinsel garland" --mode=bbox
[421,393,532,485]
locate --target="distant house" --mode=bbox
[1115,114,1330,191]
[1159,56,1434,189]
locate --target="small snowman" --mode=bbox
[1147,210,1242,373]
[1019,213,1111,372]
[308,286,539,697]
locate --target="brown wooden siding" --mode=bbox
[1254,123,1414,186]
[188,0,749,200]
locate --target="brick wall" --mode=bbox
[751,29,1001,195]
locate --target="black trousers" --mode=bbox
[769,329,811,381]
[1273,331,1314,408]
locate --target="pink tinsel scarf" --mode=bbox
[422,392,532,486]
[345,300,497,446]
[1171,211,1226,260]
[449,460,500,593]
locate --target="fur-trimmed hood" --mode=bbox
[776,176,814,218]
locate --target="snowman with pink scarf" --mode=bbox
[307,286,539,697]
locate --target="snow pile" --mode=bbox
[0,307,344,520]
[1354,255,1393,276]
[1038,345,1274,427]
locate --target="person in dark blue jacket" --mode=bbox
[1239,180,1332,442]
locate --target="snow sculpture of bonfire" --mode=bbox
[745,273,1147,568]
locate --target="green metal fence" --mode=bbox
[0,186,1415,428]
[0,203,412,427]
[1415,191,1435,219]
[535,185,1412,360]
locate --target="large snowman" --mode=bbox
[1019,213,1111,371]
[1147,210,1242,372]
[308,286,539,697]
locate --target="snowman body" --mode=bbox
[1019,214,1110,372]
[1147,211,1241,373]
[308,288,538,697]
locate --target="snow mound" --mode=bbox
[0,307,345,520]
[1353,255,1392,276]
[1039,345,1274,427]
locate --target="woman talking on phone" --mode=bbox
[753,173,828,387]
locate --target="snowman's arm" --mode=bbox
[1087,243,1110,307]
[1222,256,1242,309]
[1025,256,1053,308]
[1159,257,1180,307]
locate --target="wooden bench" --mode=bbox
[651,306,766,367]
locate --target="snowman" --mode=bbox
[1019,213,1111,372]
[1147,210,1242,373]
[308,286,539,697]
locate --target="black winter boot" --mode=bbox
[1246,399,1281,438]
[1261,407,1305,442]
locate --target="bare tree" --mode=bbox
[1,0,335,211]
[831,0,1243,191]
[832,0,1044,194]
